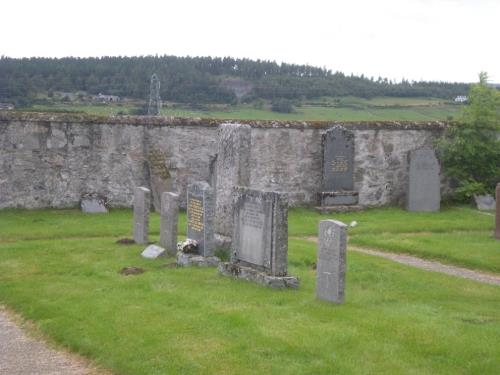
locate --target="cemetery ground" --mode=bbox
[0,207,499,374]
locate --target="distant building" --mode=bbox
[0,103,15,110]
[454,95,468,103]
[95,93,121,103]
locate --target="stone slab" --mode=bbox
[219,262,299,289]
[141,244,166,259]
[186,181,215,257]
[316,220,347,303]
[474,194,496,211]
[231,187,288,276]
[160,192,179,255]
[215,123,252,238]
[322,126,355,192]
[406,147,440,212]
[80,196,108,213]
[176,252,220,267]
[320,191,359,206]
[315,205,363,214]
[133,186,150,244]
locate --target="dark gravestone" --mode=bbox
[319,126,359,209]
[219,187,299,288]
[186,181,215,257]
[407,147,440,212]
[316,220,347,304]
[496,183,500,240]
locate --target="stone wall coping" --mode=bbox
[0,111,447,130]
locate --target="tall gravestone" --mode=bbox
[318,126,359,212]
[186,181,215,257]
[160,192,179,255]
[316,220,347,304]
[133,187,150,244]
[215,124,252,243]
[407,147,440,212]
[219,187,299,288]
[496,183,500,240]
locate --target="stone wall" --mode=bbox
[0,112,445,209]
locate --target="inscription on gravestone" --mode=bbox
[232,187,287,276]
[238,199,272,269]
[186,181,215,257]
[322,126,355,192]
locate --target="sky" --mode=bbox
[1,0,499,83]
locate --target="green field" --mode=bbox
[26,96,462,121]
[0,207,498,375]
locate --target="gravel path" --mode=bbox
[303,237,500,286]
[0,307,103,375]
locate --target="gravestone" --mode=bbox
[496,183,500,240]
[141,244,166,259]
[186,181,215,257]
[214,124,252,246]
[474,194,496,211]
[316,220,347,304]
[133,187,150,244]
[80,193,108,213]
[219,187,299,288]
[318,126,360,212]
[159,192,179,255]
[407,147,440,212]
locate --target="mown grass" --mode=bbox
[0,208,499,374]
[0,209,499,375]
[289,206,499,273]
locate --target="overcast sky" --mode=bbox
[1,0,498,83]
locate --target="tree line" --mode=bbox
[0,55,470,106]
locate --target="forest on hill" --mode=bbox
[0,55,470,106]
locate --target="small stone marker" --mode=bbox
[133,186,150,244]
[407,147,440,212]
[496,183,500,240]
[80,193,108,213]
[141,244,166,259]
[474,194,496,211]
[316,220,347,304]
[186,181,215,257]
[219,187,299,288]
[159,192,179,255]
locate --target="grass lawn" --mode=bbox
[0,208,499,374]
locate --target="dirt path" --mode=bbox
[302,237,500,286]
[0,307,105,375]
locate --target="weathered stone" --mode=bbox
[176,252,220,267]
[80,193,108,213]
[496,184,500,240]
[186,181,215,257]
[218,262,299,289]
[215,124,252,239]
[406,147,440,212]
[141,244,166,259]
[231,187,288,276]
[316,220,347,303]
[474,194,496,211]
[220,187,299,288]
[133,187,150,244]
[159,192,179,255]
